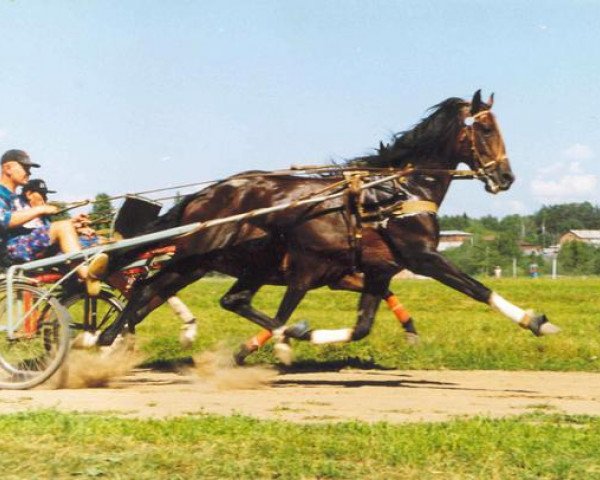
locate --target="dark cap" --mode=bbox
[23,179,56,196]
[1,149,41,168]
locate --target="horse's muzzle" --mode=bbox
[484,167,515,193]
[498,171,515,191]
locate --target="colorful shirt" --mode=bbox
[0,184,17,266]
[0,184,52,263]
[0,184,16,236]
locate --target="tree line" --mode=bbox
[440,202,600,276]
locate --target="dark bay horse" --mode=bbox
[98,90,559,353]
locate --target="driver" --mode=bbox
[0,149,107,295]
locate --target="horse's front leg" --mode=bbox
[404,249,559,336]
[264,286,308,364]
[220,277,289,365]
[220,277,281,331]
[232,284,309,365]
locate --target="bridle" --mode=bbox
[461,109,506,192]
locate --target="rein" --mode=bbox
[55,165,481,213]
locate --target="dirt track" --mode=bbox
[1,367,598,423]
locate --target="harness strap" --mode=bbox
[343,172,366,271]
[391,200,438,217]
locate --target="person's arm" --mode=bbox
[8,205,58,228]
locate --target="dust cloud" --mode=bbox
[193,346,277,390]
[51,337,144,389]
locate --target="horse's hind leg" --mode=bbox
[166,296,198,347]
[97,259,208,346]
[383,292,418,343]
[297,273,392,345]
[331,273,419,342]
[235,275,419,363]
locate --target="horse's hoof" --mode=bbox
[99,334,135,358]
[71,330,100,349]
[179,322,197,348]
[528,314,560,336]
[284,320,311,341]
[273,342,294,366]
[404,332,420,346]
[233,344,257,366]
[97,329,117,346]
[539,321,561,336]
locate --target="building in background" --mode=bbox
[559,230,600,247]
[517,241,543,256]
[437,230,473,251]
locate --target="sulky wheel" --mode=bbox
[0,282,71,390]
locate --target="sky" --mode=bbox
[0,0,599,217]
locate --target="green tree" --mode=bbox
[534,202,600,242]
[439,213,471,230]
[557,241,598,275]
[89,193,114,234]
[480,215,500,231]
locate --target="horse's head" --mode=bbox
[458,90,515,194]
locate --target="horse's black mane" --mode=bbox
[346,97,468,169]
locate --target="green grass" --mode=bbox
[0,411,598,479]
[136,277,600,371]
[2,279,599,479]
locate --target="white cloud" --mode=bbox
[531,149,598,203]
[531,173,597,202]
[0,129,7,140]
[562,143,594,161]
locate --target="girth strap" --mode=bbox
[391,200,438,217]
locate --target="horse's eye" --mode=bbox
[479,124,493,135]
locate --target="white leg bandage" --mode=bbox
[168,296,196,323]
[489,292,526,324]
[310,328,353,345]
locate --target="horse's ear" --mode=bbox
[488,92,495,109]
[470,89,482,114]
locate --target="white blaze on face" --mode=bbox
[489,292,526,324]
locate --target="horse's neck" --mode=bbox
[407,156,458,205]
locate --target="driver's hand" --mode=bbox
[40,205,59,215]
